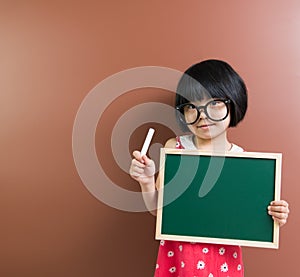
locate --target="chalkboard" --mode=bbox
[155,149,282,248]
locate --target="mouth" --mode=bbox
[197,123,215,129]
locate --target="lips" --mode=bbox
[197,123,215,129]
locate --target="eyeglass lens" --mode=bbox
[177,99,229,124]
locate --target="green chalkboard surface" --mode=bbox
[156,149,282,248]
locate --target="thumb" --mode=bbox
[132,150,143,161]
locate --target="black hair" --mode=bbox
[175,59,248,132]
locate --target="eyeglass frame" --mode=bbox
[175,98,231,125]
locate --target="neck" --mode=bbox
[193,134,232,152]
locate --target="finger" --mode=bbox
[130,170,140,178]
[272,216,287,227]
[133,150,143,161]
[130,164,145,175]
[130,158,146,177]
[270,200,289,207]
[142,155,154,166]
[130,166,145,178]
[131,158,145,168]
[268,210,288,220]
[133,166,145,174]
[268,205,290,213]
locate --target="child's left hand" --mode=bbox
[268,200,290,227]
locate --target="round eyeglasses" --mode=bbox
[176,99,231,125]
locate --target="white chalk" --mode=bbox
[140,128,155,156]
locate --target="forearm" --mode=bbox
[139,176,157,216]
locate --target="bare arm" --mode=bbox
[130,150,157,215]
[129,138,177,216]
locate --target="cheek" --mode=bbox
[224,113,231,128]
[187,124,195,133]
[227,114,231,126]
[218,115,231,130]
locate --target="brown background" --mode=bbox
[1,1,299,276]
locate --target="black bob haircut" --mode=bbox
[175,59,248,132]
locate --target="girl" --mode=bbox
[129,59,289,276]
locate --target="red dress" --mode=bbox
[154,135,244,277]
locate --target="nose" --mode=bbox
[198,107,207,120]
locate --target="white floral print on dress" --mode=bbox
[202,247,209,254]
[178,245,183,252]
[160,240,165,246]
[197,260,205,270]
[219,247,226,255]
[155,264,159,269]
[220,262,228,272]
[208,274,214,277]
[169,266,176,273]
[167,251,174,257]
[233,251,238,259]
[181,261,185,268]
[237,264,242,271]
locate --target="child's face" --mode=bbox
[185,98,231,141]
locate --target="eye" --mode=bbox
[209,100,224,108]
[210,100,219,106]
[179,103,196,114]
[186,103,195,109]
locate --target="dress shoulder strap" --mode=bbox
[175,136,184,149]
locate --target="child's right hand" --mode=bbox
[129,150,155,186]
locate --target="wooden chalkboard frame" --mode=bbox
[156,148,282,249]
